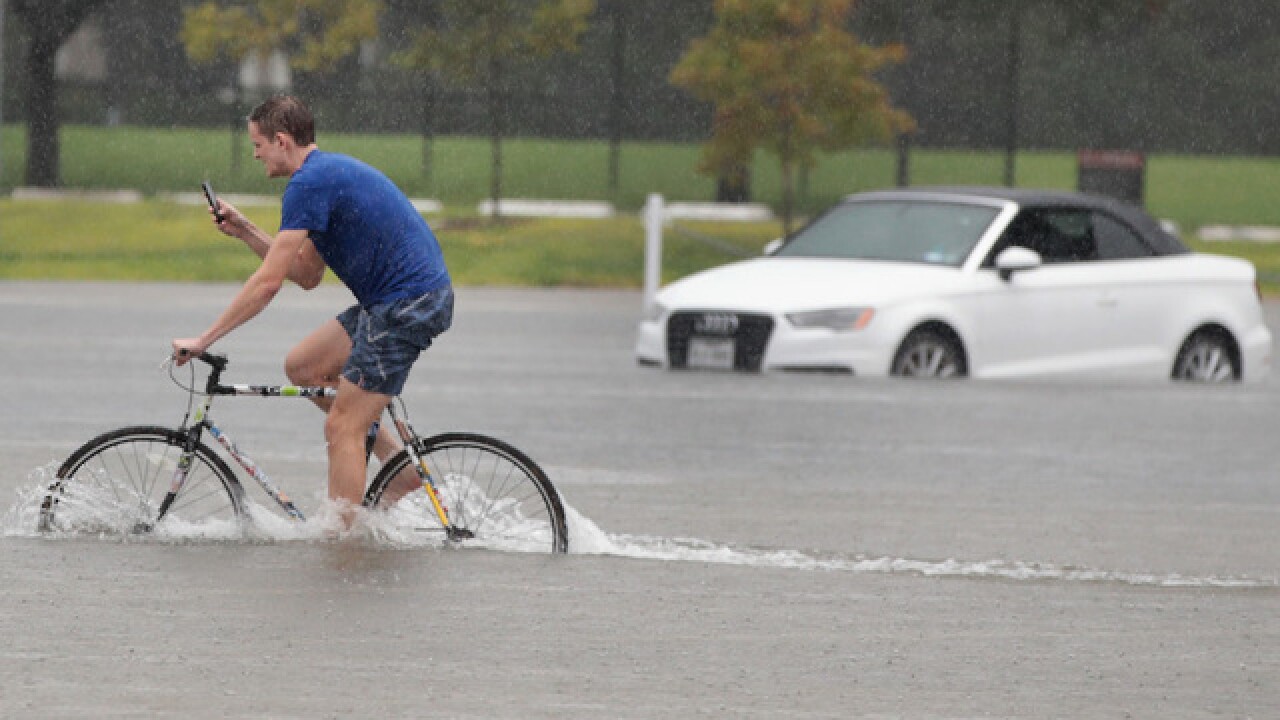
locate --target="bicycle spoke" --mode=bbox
[43,428,243,536]
[367,433,567,553]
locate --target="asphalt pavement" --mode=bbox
[0,281,1276,719]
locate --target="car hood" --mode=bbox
[657,257,963,313]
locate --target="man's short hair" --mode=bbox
[249,95,315,146]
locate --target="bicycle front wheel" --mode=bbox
[42,426,244,536]
[364,432,568,553]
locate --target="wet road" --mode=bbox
[1,281,1277,718]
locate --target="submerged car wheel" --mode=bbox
[891,327,967,378]
[1172,328,1239,383]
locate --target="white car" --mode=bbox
[635,187,1272,382]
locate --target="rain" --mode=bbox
[1,2,1278,717]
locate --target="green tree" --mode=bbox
[181,0,381,75]
[399,0,595,219]
[672,0,912,232]
[180,0,381,174]
[10,0,116,187]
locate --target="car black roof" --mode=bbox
[845,186,1188,255]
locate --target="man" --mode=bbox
[173,95,452,528]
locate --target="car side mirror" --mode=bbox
[763,238,784,256]
[995,246,1042,281]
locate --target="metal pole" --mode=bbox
[421,76,434,187]
[1,0,7,191]
[1003,0,1021,187]
[231,83,241,176]
[607,0,625,194]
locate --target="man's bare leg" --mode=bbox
[326,378,394,528]
[289,319,376,516]
[286,320,417,505]
[285,319,350,414]
[379,432,429,506]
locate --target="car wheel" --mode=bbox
[1172,328,1239,383]
[891,328,966,378]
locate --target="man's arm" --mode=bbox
[172,229,312,363]
[212,200,325,288]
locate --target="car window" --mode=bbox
[775,200,1001,267]
[985,208,1157,266]
[1093,211,1155,260]
[986,208,1096,265]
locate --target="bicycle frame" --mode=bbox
[158,352,454,530]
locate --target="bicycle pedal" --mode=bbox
[446,526,475,541]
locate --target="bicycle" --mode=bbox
[38,351,569,553]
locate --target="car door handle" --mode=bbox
[1098,293,1118,308]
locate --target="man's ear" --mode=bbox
[275,132,294,150]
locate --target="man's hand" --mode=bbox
[210,199,248,238]
[171,337,208,366]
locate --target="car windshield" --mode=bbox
[774,200,1002,267]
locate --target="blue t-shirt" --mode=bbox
[280,151,450,307]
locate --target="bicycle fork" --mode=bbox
[384,404,473,541]
[145,451,193,532]
[407,440,468,539]
[141,426,202,533]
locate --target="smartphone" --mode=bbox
[201,181,225,223]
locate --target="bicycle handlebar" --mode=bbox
[172,349,230,395]
[176,348,228,372]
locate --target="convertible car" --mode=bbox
[635,187,1272,382]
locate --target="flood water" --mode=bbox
[1,282,1277,718]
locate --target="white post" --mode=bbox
[642,192,664,312]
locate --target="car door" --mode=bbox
[971,208,1117,376]
[1076,208,1168,372]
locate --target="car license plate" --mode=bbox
[687,336,735,370]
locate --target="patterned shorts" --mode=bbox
[336,285,454,396]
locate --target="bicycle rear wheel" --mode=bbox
[42,426,244,536]
[364,432,568,553]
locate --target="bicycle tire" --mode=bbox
[41,426,245,535]
[364,432,568,554]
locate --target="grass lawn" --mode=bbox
[5,124,1280,221]
[0,198,781,287]
[4,124,1280,290]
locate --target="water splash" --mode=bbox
[561,504,1278,589]
[2,463,549,551]
[6,465,1276,589]
[1,464,58,538]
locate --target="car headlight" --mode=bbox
[643,301,667,323]
[786,307,875,332]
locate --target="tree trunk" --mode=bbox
[780,160,795,236]
[24,21,62,187]
[780,126,795,234]
[13,0,113,188]
[714,162,749,203]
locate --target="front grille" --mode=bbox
[667,311,774,371]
